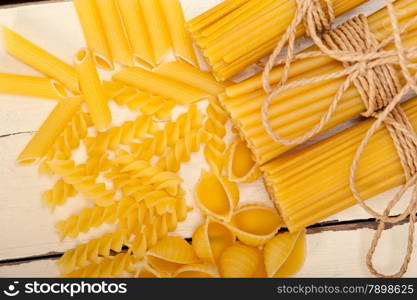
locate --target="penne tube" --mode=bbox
[154,61,226,95]
[116,0,155,68]
[17,96,83,165]
[159,0,198,67]
[2,26,79,94]
[113,67,211,105]
[0,73,67,99]
[139,0,172,65]
[96,0,133,66]
[73,0,113,70]
[262,97,417,232]
[74,49,111,131]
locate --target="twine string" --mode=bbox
[262,0,417,277]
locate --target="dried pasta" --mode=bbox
[74,48,112,131]
[42,180,77,211]
[2,27,79,93]
[116,0,155,68]
[73,0,113,70]
[219,243,264,278]
[139,0,171,65]
[174,264,219,278]
[96,0,133,66]
[195,170,239,222]
[113,67,211,105]
[159,0,197,66]
[17,96,83,165]
[227,204,283,247]
[225,137,261,183]
[273,232,306,278]
[0,73,67,99]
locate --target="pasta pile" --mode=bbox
[219,0,417,165]
[187,0,367,81]
[4,0,306,278]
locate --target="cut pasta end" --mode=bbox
[16,156,40,166]
[133,55,155,70]
[94,54,114,71]
[51,80,69,99]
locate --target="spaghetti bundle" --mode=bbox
[220,0,417,165]
[187,0,367,81]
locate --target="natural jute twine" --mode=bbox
[262,0,417,278]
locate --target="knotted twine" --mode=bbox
[261,0,417,278]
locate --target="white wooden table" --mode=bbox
[0,0,416,278]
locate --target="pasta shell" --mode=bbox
[220,244,263,278]
[273,231,306,278]
[192,217,235,265]
[173,264,219,278]
[228,204,283,247]
[264,230,304,278]
[147,236,198,273]
[195,170,239,222]
[135,262,169,278]
[225,138,261,183]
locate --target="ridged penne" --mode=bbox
[73,0,113,70]
[74,48,112,131]
[96,0,133,66]
[113,67,211,104]
[139,0,171,65]
[2,27,79,93]
[159,0,197,66]
[116,0,155,68]
[16,96,83,165]
[0,73,67,99]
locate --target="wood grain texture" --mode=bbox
[0,0,415,278]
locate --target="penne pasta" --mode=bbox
[74,49,112,131]
[96,0,133,66]
[73,0,113,70]
[0,73,67,99]
[159,0,198,67]
[139,0,172,65]
[116,0,155,68]
[17,96,83,165]
[2,26,79,94]
[154,61,226,95]
[113,67,211,105]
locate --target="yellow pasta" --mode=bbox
[147,236,199,273]
[116,0,155,68]
[17,96,83,165]
[174,264,219,278]
[73,0,113,70]
[0,73,67,99]
[154,61,226,95]
[225,137,261,183]
[263,231,305,278]
[2,27,79,93]
[192,217,235,265]
[227,204,283,247]
[273,232,306,278]
[113,67,211,104]
[195,170,239,222]
[74,48,112,131]
[42,180,77,211]
[139,0,171,65]
[134,262,169,278]
[159,0,197,66]
[96,0,133,66]
[262,98,417,232]
[219,243,264,278]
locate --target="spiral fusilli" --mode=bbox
[42,180,77,211]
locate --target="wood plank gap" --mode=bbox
[0,131,34,139]
[0,0,66,9]
[0,252,60,267]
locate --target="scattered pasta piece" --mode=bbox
[42,180,77,211]
[174,264,219,278]
[195,170,239,222]
[227,204,283,247]
[219,243,263,278]
[272,231,306,278]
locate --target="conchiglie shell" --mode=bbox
[147,236,198,273]
[273,231,306,278]
[195,170,239,222]
[135,262,170,278]
[264,230,304,278]
[192,217,235,265]
[220,244,263,278]
[225,138,261,183]
[174,264,219,278]
[228,204,283,247]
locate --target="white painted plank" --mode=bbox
[0,0,406,276]
[1,222,416,278]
